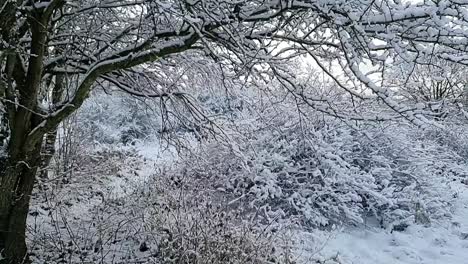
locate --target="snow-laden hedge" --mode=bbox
[168,114,464,228]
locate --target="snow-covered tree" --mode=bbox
[2,0,468,262]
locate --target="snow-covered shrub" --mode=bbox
[74,90,160,146]
[29,147,287,264]
[149,188,285,264]
[167,103,466,229]
[166,104,381,227]
[352,124,459,228]
[423,107,468,160]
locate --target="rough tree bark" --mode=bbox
[0,3,52,263]
[0,141,43,264]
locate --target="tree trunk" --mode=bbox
[39,74,64,179]
[0,138,43,264]
[39,130,58,179]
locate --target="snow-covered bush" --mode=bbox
[352,124,459,228]
[166,103,466,229]
[171,123,377,227]
[149,187,285,264]
[29,147,287,264]
[74,90,160,146]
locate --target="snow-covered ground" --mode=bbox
[295,182,468,264]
